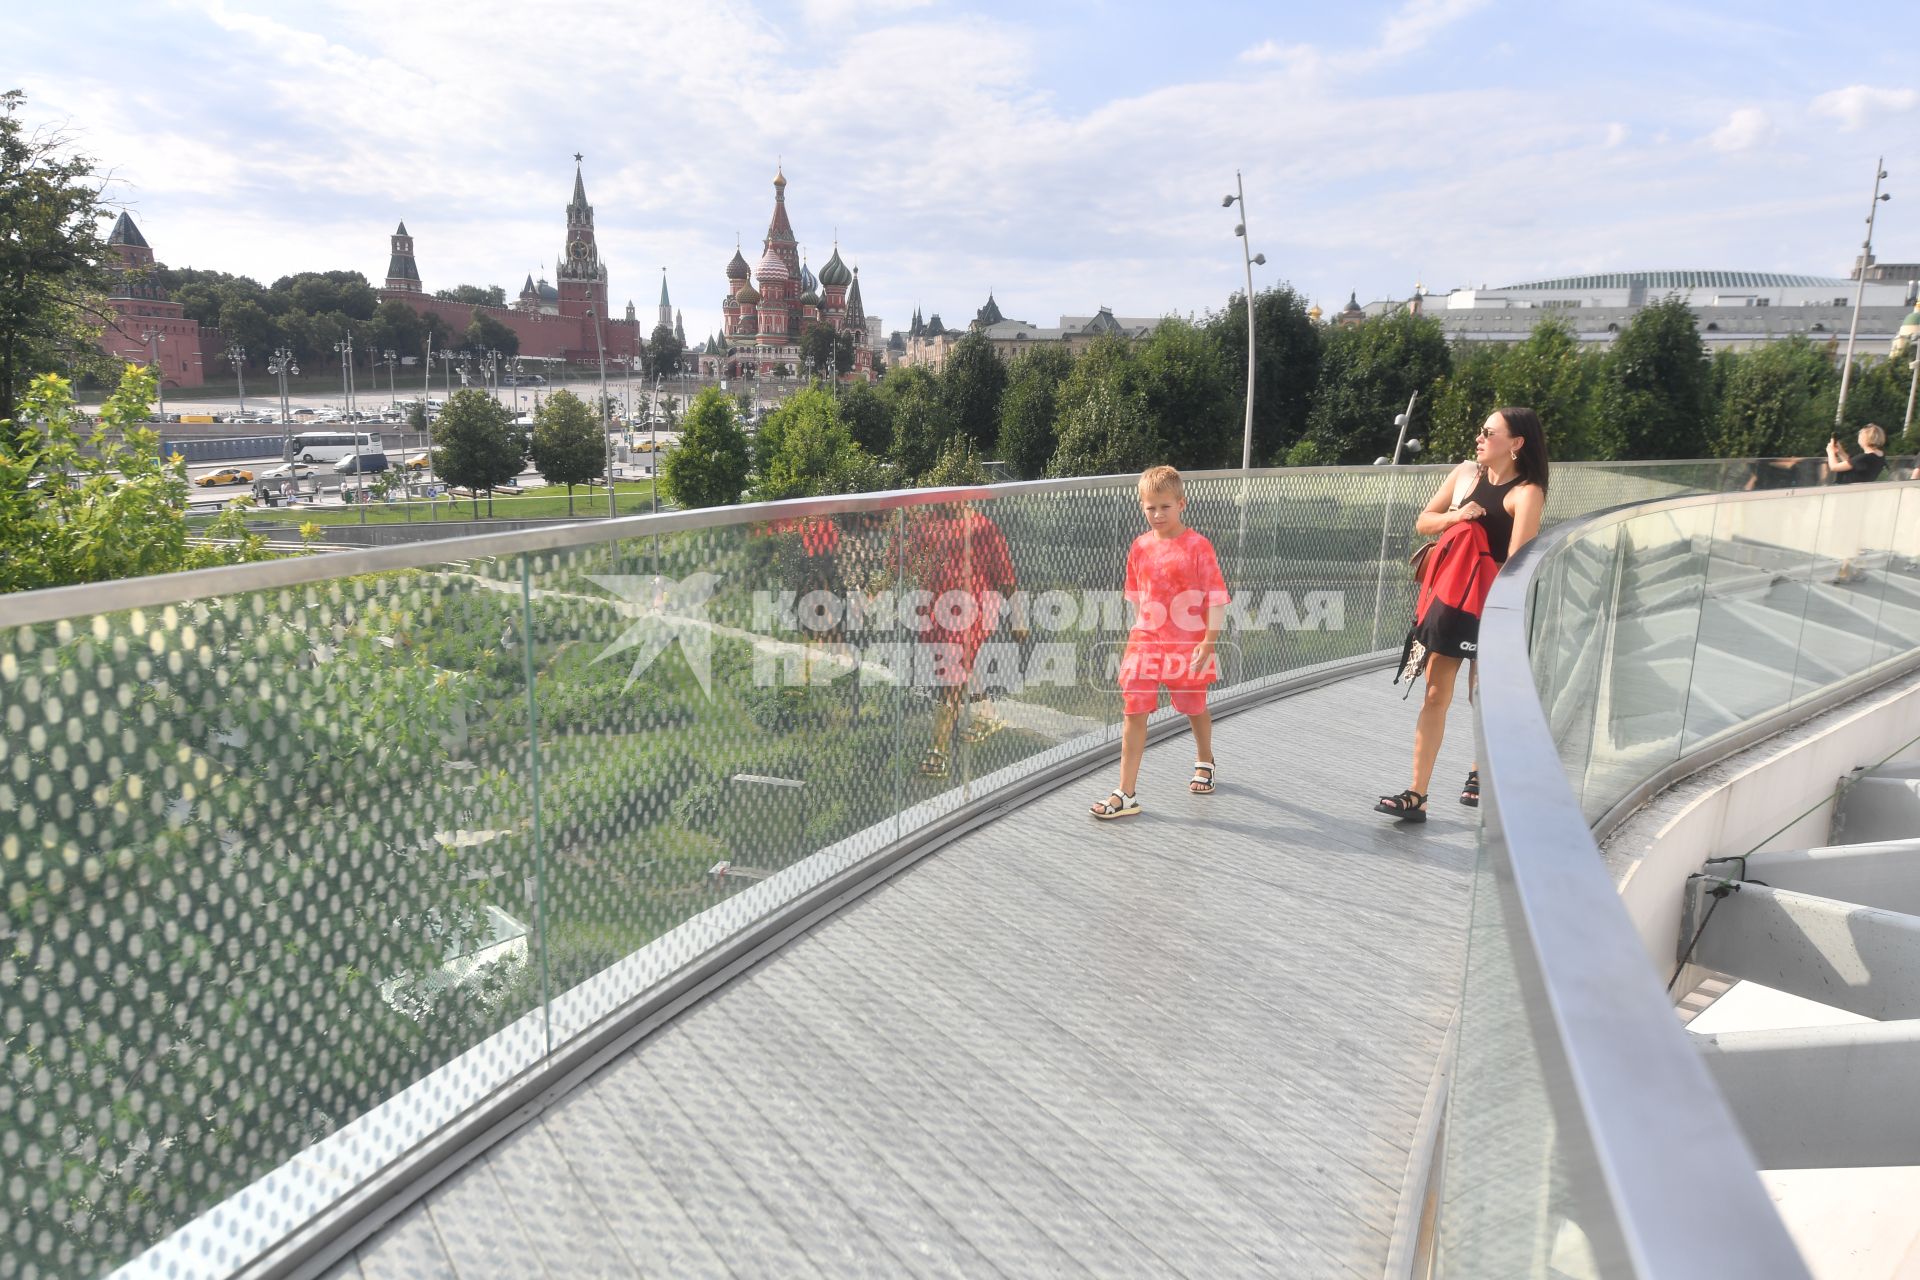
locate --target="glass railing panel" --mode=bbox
[1580,506,1713,822]
[1878,486,1920,668]
[1790,488,1901,706]
[1683,495,1817,750]
[0,560,548,1277]
[1532,523,1618,814]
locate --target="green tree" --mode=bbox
[1592,296,1713,459]
[273,270,376,322]
[939,332,1009,452]
[799,322,838,379]
[1048,375,1157,478]
[995,344,1075,480]
[529,389,605,515]
[465,309,519,358]
[0,90,115,425]
[750,385,880,501]
[647,323,684,378]
[1429,318,1601,462]
[835,327,858,377]
[662,387,751,509]
[918,435,989,487]
[434,283,507,307]
[1134,317,1234,468]
[837,379,892,454]
[1709,338,1838,458]
[1299,310,1452,464]
[0,366,270,590]
[1204,285,1324,464]
[879,364,956,481]
[1837,350,1913,436]
[432,388,524,516]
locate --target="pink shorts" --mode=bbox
[1121,681,1208,717]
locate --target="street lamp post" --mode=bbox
[1837,158,1892,429]
[651,372,663,515]
[1221,171,1268,471]
[383,349,398,410]
[268,348,299,482]
[141,331,168,423]
[224,344,247,415]
[335,336,367,523]
[587,308,615,518]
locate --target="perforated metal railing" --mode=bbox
[1450,482,1920,1278]
[0,460,1822,1277]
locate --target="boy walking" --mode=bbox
[1091,466,1230,819]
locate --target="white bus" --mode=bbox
[285,431,382,463]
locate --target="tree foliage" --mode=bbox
[1048,371,1157,478]
[1205,285,1324,464]
[0,366,271,591]
[836,379,892,454]
[750,385,880,501]
[661,387,751,509]
[1593,296,1712,460]
[996,345,1074,480]
[431,388,524,514]
[434,283,507,307]
[880,365,957,482]
[0,90,115,424]
[1134,316,1234,468]
[1298,310,1452,464]
[529,389,604,514]
[1710,337,1837,458]
[1429,318,1599,462]
[647,323,684,378]
[465,309,519,358]
[939,332,1009,452]
[799,322,838,379]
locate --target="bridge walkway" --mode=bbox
[327,670,1479,1279]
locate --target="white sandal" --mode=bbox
[1090,790,1141,820]
[1189,762,1215,795]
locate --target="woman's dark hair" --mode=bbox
[1493,406,1549,493]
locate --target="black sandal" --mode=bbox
[1374,789,1427,822]
[1460,769,1479,808]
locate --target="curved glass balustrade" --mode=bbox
[0,460,1844,1276]
[1446,482,1920,1278]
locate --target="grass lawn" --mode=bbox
[210,480,662,527]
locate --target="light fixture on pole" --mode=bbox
[141,331,168,423]
[224,344,247,415]
[587,308,615,519]
[1221,172,1268,471]
[652,372,663,515]
[383,349,397,410]
[1836,158,1891,429]
[268,347,299,471]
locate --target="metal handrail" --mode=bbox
[1466,482,1920,1277]
[0,457,1820,628]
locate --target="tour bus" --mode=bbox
[285,431,382,463]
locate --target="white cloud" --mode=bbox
[1605,122,1629,148]
[1707,107,1770,152]
[1811,84,1919,131]
[1240,0,1488,77]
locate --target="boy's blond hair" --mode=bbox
[1861,423,1888,448]
[1138,465,1184,499]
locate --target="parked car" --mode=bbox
[332,452,391,475]
[259,463,317,480]
[194,467,254,487]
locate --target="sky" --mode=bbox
[10,0,1918,345]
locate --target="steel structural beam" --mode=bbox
[1688,881,1920,1021]
[1694,1021,1920,1169]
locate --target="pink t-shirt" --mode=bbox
[1121,527,1230,687]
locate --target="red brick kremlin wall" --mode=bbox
[381,293,641,365]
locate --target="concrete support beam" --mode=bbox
[1735,839,1920,917]
[1687,881,1920,1021]
[1694,1021,1920,1168]
[1832,775,1920,845]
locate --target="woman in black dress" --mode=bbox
[1376,408,1548,821]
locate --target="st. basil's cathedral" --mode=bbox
[721,167,874,382]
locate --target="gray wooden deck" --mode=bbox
[329,671,1479,1279]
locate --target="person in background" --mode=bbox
[1827,424,1888,484]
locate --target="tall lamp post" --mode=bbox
[1836,158,1892,429]
[224,344,247,416]
[382,349,398,410]
[1221,171,1268,471]
[140,331,169,423]
[587,308,616,518]
[268,347,299,471]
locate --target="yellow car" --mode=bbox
[403,454,433,471]
[195,467,254,487]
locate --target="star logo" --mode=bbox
[586,572,722,696]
